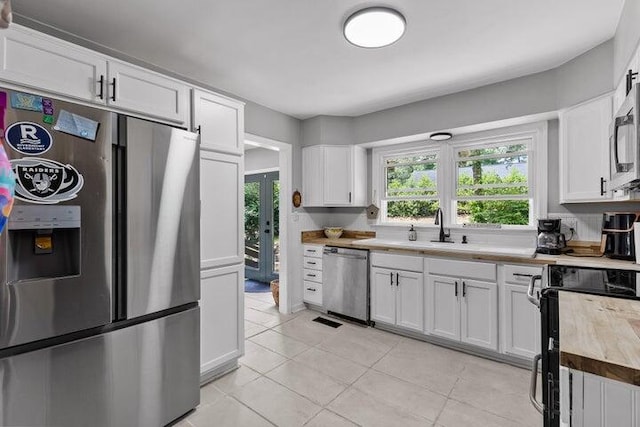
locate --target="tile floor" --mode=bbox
[178,292,542,427]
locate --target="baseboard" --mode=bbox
[290,302,307,313]
[200,359,239,386]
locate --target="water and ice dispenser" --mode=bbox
[7,205,81,282]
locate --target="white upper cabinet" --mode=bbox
[192,89,244,155]
[108,61,190,124]
[302,145,367,207]
[559,94,613,203]
[0,25,190,125]
[0,26,107,104]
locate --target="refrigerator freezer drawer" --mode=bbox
[0,307,200,427]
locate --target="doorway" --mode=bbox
[244,171,280,283]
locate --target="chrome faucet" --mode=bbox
[433,207,452,243]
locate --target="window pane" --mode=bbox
[244,181,260,269]
[457,155,527,196]
[457,144,527,159]
[457,200,529,225]
[272,180,280,274]
[386,164,437,197]
[386,200,440,224]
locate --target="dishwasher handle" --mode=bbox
[323,252,367,260]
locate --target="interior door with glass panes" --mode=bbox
[244,172,279,283]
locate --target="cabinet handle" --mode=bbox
[513,273,533,278]
[455,281,458,296]
[97,75,104,100]
[110,77,117,102]
[600,177,606,196]
[306,287,316,292]
[348,192,352,203]
[396,272,399,286]
[307,261,316,265]
[306,274,316,277]
[196,125,202,135]
[390,272,394,287]
[463,281,466,297]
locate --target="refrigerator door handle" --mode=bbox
[530,353,544,414]
[527,275,542,308]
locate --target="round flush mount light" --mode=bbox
[343,7,406,48]
[429,132,453,141]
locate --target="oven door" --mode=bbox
[610,85,640,190]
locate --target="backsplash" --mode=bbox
[297,209,604,247]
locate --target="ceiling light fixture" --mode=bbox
[343,7,406,48]
[429,132,453,141]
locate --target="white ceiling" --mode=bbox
[14,0,625,119]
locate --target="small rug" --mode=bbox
[245,279,271,293]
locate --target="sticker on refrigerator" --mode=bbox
[53,110,99,142]
[42,99,54,116]
[10,158,84,204]
[10,92,43,112]
[4,122,53,155]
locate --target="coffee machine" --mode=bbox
[536,218,567,255]
[602,212,640,260]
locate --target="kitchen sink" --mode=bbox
[355,238,536,258]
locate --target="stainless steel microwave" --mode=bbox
[610,84,640,190]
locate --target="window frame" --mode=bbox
[372,122,548,230]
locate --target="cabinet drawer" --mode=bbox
[371,252,423,272]
[303,256,323,270]
[303,281,322,306]
[427,258,496,281]
[303,245,323,258]
[503,265,544,285]
[303,268,322,283]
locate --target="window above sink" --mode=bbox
[373,122,548,230]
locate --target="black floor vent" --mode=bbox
[312,317,342,328]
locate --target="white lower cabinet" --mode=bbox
[371,267,423,332]
[425,258,498,351]
[564,368,640,427]
[426,274,498,350]
[200,264,244,377]
[302,244,323,306]
[499,264,543,360]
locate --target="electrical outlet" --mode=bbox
[562,218,577,236]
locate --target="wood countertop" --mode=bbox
[302,230,640,269]
[559,292,640,386]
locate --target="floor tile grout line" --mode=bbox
[226,393,279,426]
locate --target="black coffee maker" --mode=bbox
[536,218,567,255]
[602,212,640,260]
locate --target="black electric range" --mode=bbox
[537,264,640,427]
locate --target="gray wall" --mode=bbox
[614,0,640,83]
[301,116,354,147]
[244,148,279,173]
[352,40,613,144]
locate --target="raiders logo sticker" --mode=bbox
[10,158,84,204]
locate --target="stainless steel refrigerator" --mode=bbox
[0,90,200,426]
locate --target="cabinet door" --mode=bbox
[108,61,189,124]
[502,283,540,359]
[0,26,107,104]
[559,95,613,202]
[396,271,424,332]
[426,275,460,340]
[302,146,324,207]
[461,279,498,350]
[370,267,396,325]
[200,264,244,377]
[200,151,243,269]
[192,89,244,155]
[577,371,639,427]
[323,146,352,205]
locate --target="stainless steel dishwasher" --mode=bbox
[322,246,369,324]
